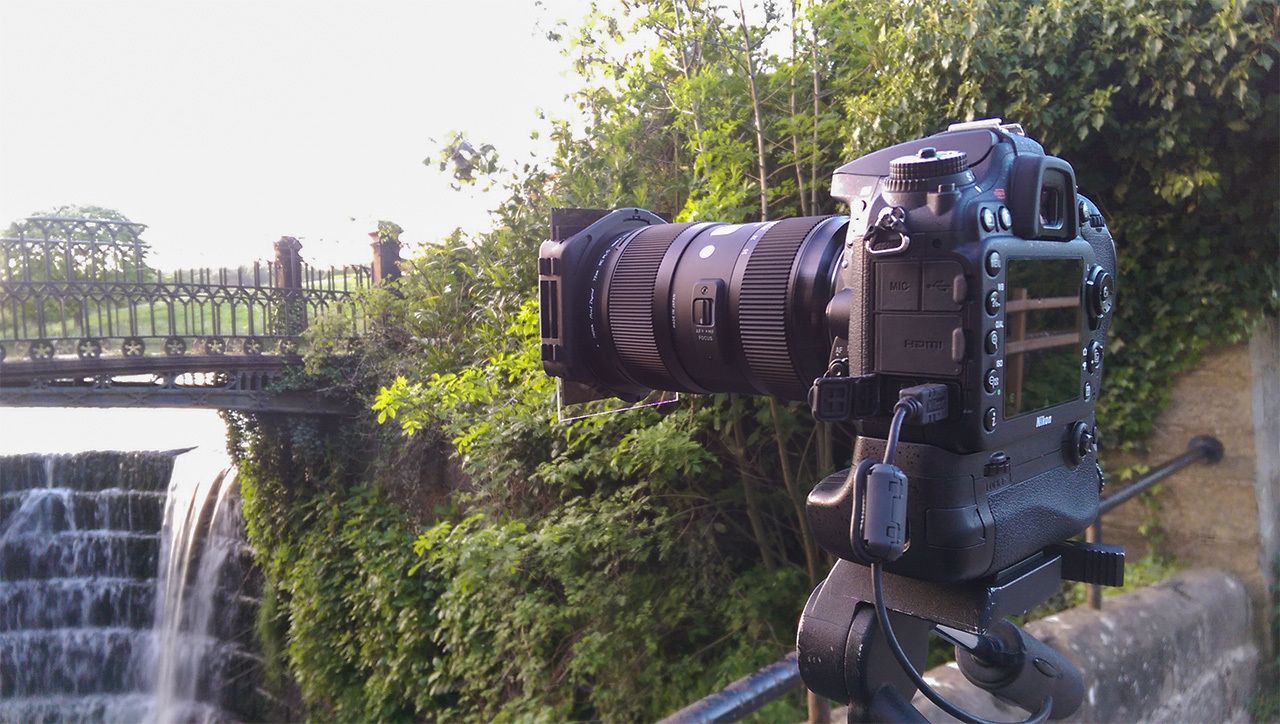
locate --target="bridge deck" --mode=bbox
[0,355,354,414]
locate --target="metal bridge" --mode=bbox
[0,216,400,413]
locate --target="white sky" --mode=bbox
[0,0,595,270]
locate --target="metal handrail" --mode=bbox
[1098,435,1224,515]
[662,434,1226,722]
[659,653,801,724]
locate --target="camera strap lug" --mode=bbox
[863,206,911,255]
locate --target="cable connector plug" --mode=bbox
[895,383,950,425]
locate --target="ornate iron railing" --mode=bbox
[0,216,373,361]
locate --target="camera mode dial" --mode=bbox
[886,148,970,192]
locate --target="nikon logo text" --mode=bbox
[1035,415,1053,428]
[903,339,943,350]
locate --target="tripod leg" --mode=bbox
[866,685,929,724]
[798,560,932,722]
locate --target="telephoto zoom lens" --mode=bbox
[588,215,849,401]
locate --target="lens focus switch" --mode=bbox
[694,298,714,326]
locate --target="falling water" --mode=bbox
[0,450,261,723]
[150,461,260,722]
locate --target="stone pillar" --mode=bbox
[369,222,402,285]
[1251,313,1279,656]
[272,236,303,289]
[273,236,305,336]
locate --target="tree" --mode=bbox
[1,204,154,345]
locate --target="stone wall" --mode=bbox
[1101,316,1278,652]
[911,569,1258,723]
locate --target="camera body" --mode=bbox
[809,120,1117,581]
[538,120,1116,584]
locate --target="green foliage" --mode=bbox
[411,493,803,721]
[231,413,444,720]
[282,487,442,719]
[427,132,501,191]
[235,0,1278,720]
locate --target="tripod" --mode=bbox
[797,541,1123,722]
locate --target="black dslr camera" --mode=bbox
[539,120,1120,722]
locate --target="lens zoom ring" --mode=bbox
[607,223,694,383]
[739,217,827,394]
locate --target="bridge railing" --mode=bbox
[0,217,388,361]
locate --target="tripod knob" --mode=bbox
[957,620,1084,720]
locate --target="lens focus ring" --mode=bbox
[605,223,695,387]
[739,216,830,397]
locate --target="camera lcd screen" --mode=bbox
[1003,258,1083,418]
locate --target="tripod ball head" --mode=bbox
[956,620,1084,720]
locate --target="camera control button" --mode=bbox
[984,251,1002,276]
[998,206,1012,230]
[984,407,997,432]
[980,207,997,232]
[1086,266,1114,321]
[984,368,999,394]
[922,261,963,311]
[985,290,1002,315]
[984,452,1011,477]
[1085,341,1103,373]
[985,329,999,354]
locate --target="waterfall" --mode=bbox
[150,459,259,722]
[0,450,261,723]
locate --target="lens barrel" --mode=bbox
[588,215,849,401]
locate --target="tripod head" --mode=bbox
[797,543,1115,722]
